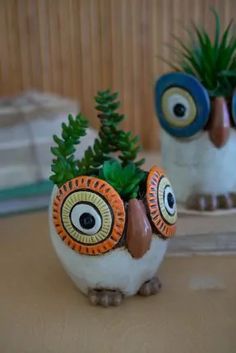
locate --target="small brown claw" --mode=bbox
[186,194,217,211]
[187,193,236,211]
[88,289,123,307]
[217,194,233,209]
[229,193,236,207]
[138,277,162,296]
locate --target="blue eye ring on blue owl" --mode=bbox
[155,72,212,138]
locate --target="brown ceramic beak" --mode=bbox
[126,199,152,259]
[208,97,230,148]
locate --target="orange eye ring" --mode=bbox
[146,166,177,238]
[52,176,126,255]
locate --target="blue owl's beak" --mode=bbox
[208,97,230,148]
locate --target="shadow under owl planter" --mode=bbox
[49,90,177,307]
[155,11,236,212]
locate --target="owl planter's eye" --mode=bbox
[52,176,125,255]
[146,166,177,238]
[161,87,196,127]
[70,203,102,235]
[155,72,210,137]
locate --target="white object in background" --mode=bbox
[161,130,236,205]
[0,92,97,189]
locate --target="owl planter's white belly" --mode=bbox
[161,130,236,204]
[49,188,168,297]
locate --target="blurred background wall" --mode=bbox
[1,0,235,149]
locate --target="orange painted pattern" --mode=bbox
[52,176,126,255]
[146,166,176,238]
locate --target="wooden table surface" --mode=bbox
[1,210,236,353]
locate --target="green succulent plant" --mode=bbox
[50,113,88,186]
[169,9,236,97]
[50,89,145,199]
[77,90,144,175]
[99,160,145,200]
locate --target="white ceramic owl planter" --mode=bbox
[49,90,177,307]
[155,12,236,212]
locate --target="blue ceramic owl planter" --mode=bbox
[49,90,177,307]
[155,11,236,212]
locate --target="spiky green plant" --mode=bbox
[50,89,145,199]
[99,160,145,200]
[77,90,144,175]
[50,113,88,186]
[169,9,236,97]
[94,90,144,167]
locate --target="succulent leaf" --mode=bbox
[171,9,236,97]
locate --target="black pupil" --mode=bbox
[167,192,174,209]
[173,103,186,117]
[79,212,95,230]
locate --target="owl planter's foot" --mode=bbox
[138,277,162,296]
[229,193,236,207]
[88,289,124,307]
[187,193,236,211]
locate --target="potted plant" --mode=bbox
[49,89,177,306]
[155,10,236,212]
